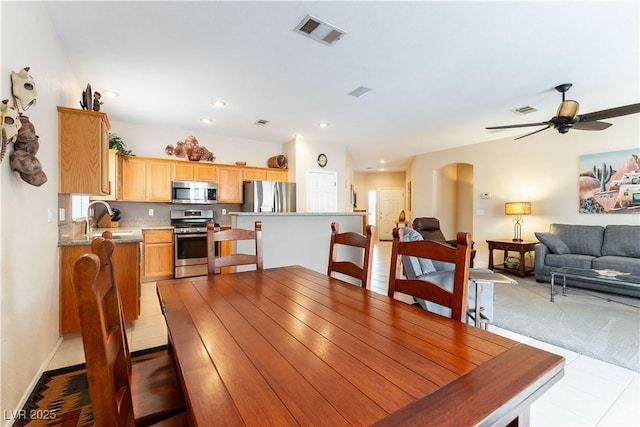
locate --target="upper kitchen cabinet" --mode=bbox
[266,169,288,182]
[119,156,171,202]
[58,107,111,194]
[171,161,217,182]
[217,166,243,203]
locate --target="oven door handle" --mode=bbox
[175,233,207,239]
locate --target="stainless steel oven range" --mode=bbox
[171,209,219,278]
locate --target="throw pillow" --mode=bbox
[400,228,436,275]
[535,232,571,254]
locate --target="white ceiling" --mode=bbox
[44,1,639,172]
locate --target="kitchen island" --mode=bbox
[231,212,368,276]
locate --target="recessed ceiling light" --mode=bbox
[318,121,329,128]
[200,117,213,124]
[379,160,386,164]
[212,100,227,108]
[101,90,120,97]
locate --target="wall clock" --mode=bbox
[317,153,328,167]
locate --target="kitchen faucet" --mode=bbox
[86,200,113,240]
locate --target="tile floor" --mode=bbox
[48,241,639,426]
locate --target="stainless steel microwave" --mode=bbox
[171,180,217,204]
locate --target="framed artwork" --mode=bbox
[579,148,640,214]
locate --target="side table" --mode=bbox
[486,239,538,278]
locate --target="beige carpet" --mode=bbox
[493,277,640,372]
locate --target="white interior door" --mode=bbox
[307,170,338,212]
[377,188,405,240]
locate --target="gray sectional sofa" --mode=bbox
[534,223,640,298]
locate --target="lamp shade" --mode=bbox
[505,202,531,216]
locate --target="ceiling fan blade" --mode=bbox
[486,121,550,130]
[576,103,640,122]
[573,121,612,131]
[514,124,552,140]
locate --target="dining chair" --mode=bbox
[207,221,263,274]
[73,236,187,426]
[388,227,472,322]
[327,222,375,288]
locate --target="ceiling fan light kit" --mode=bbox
[486,83,640,140]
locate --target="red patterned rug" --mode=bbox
[15,346,168,427]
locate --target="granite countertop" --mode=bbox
[58,226,173,247]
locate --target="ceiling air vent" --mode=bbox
[348,86,373,98]
[512,106,538,115]
[254,119,270,126]
[294,15,347,46]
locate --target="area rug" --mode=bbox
[15,346,169,427]
[493,278,640,372]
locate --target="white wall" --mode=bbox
[1,2,80,423]
[411,115,640,268]
[110,120,284,168]
[289,136,349,212]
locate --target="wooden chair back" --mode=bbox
[207,221,263,273]
[74,236,186,426]
[327,222,375,288]
[388,228,472,322]
[74,237,134,426]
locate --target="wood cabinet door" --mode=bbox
[60,243,139,333]
[58,107,111,194]
[120,157,147,201]
[217,166,243,203]
[195,164,217,181]
[143,229,174,281]
[266,169,288,182]
[172,162,194,181]
[147,160,172,201]
[243,168,267,181]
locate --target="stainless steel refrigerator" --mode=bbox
[242,181,296,212]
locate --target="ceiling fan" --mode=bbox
[486,83,640,140]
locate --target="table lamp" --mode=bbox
[505,201,531,242]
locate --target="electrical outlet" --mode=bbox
[59,208,66,222]
[222,209,227,215]
[481,192,491,199]
[148,209,154,216]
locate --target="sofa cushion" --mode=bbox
[549,224,605,257]
[399,227,436,277]
[535,232,571,254]
[601,225,640,258]
[544,253,595,269]
[593,256,640,276]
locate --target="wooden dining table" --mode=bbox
[156,265,564,426]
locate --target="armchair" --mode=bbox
[412,217,476,267]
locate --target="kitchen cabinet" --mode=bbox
[217,166,243,203]
[266,169,288,182]
[119,156,147,201]
[59,242,140,333]
[172,162,194,181]
[119,157,171,202]
[243,168,267,181]
[58,106,111,195]
[142,229,174,282]
[91,149,119,201]
[147,160,172,201]
[242,167,288,182]
[195,164,217,181]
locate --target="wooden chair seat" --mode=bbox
[327,222,375,288]
[131,355,187,426]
